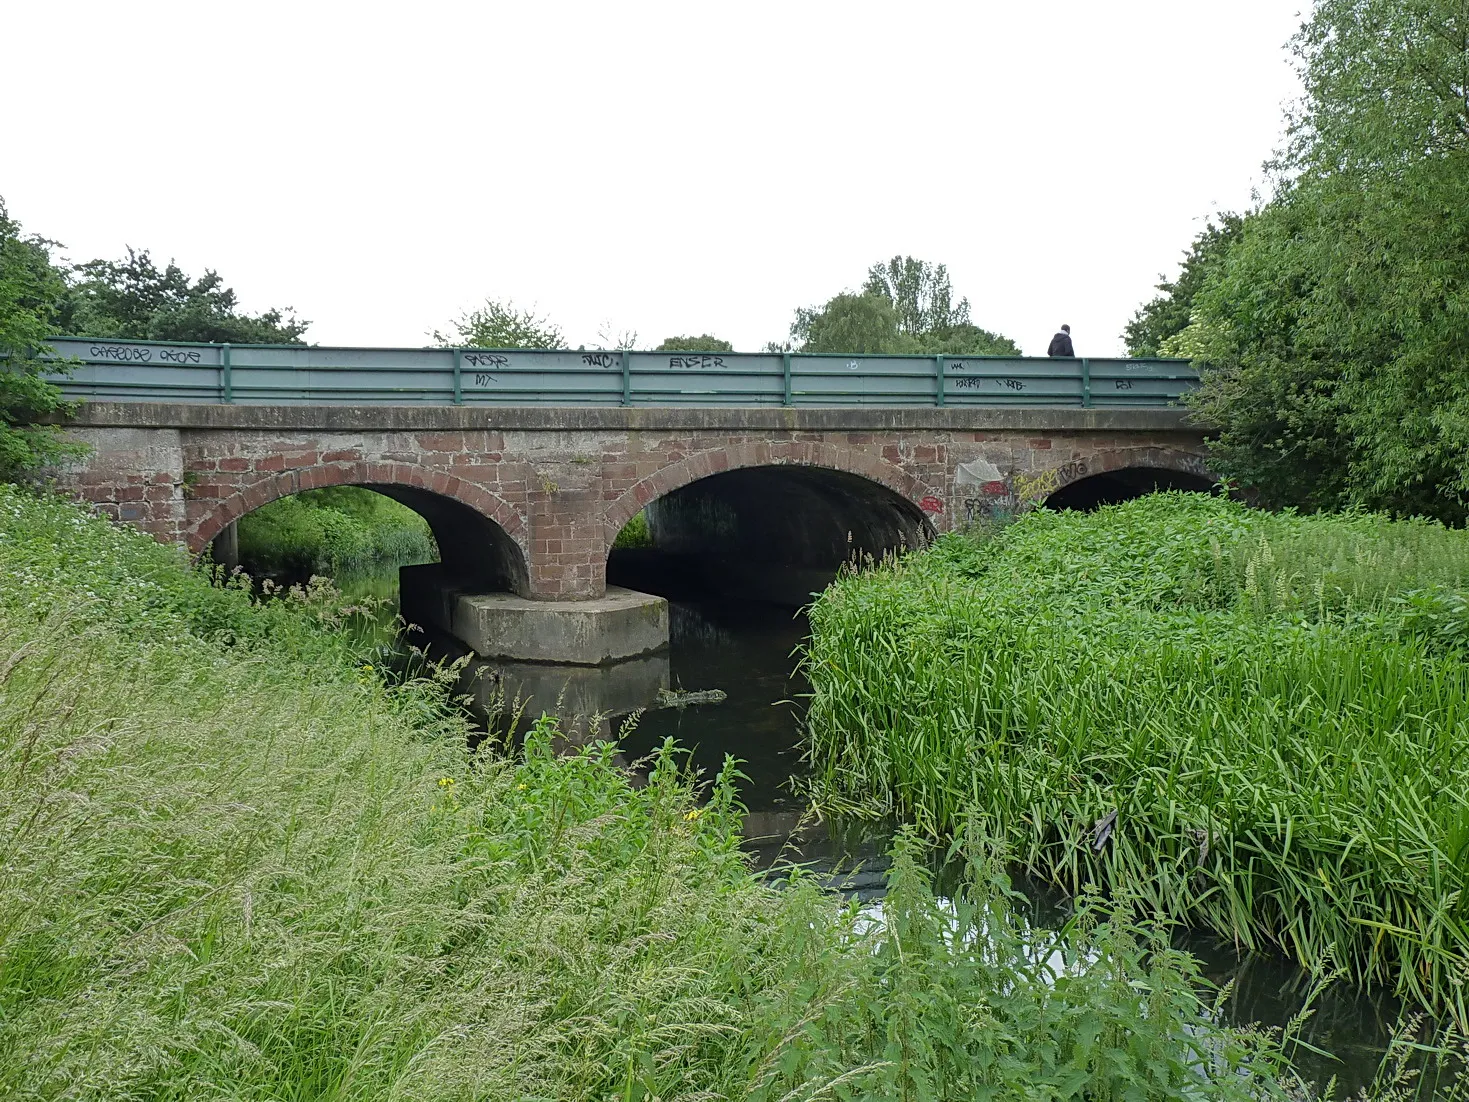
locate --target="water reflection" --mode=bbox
[464,651,671,741]
[615,600,812,812]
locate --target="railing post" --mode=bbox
[782,352,793,407]
[935,355,946,407]
[452,348,464,405]
[221,343,233,404]
[620,349,632,406]
[1081,357,1092,408]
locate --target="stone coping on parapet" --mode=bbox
[59,402,1202,434]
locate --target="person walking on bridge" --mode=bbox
[1047,324,1075,357]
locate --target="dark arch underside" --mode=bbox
[609,465,933,607]
[1043,466,1215,512]
[367,484,527,593]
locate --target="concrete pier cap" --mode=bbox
[400,564,668,666]
[453,587,669,666]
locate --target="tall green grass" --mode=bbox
[236,485,436,577]
[0,487,1345,1099]
[804,494,1469,1024]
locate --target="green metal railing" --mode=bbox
[34,337,1197,408]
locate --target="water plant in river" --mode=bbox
[804,494,1469,1025]
[0,485,1356,1100]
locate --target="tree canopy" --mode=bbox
[653,334,733,352]
[792,293,904,354]
[0,201,81,478]
[1122,214,1244,358]
[433,299,564,349]
[58,249,308,345]
[1,197,308,479]
[1161,0,1469,522]
[792,257,1019,356]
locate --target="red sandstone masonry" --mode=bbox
[54,408,1208,600]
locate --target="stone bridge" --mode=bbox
[54,401,1211,662]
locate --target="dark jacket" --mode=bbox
[1047,330,1075,357]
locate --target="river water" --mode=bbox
[336,560,1448,1098]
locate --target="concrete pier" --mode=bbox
[400,563,668,666]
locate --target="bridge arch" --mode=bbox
[191,461,530,594]
[604,443,938,606]
[1042,446,1215,511]
[602,441,940,543]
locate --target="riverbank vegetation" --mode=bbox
[235,486,436,579]
[0,202,84,478]
[612,507,653,549]
[805,494,1469,1025]
[0,485,1364,1100]
[1128,0,1469,522]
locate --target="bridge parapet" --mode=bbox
[37,337,1196,410]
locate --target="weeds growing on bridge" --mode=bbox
[0,485,1380,1099]
[804,493,1469,1025]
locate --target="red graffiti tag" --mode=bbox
[919,495,944,514]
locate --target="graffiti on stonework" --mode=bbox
[1011,467,1061,506]
[955,457,1087,527]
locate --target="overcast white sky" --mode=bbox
[5,1,1304,357]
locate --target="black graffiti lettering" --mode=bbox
[581,352,618,369]
[158,348,201,364]
[1001,378,1026,391]
[669,355,727,370]
[951,376,982,389]
[1114,379,1134,390]
[463,353,509,369]
[89,344,153,362]
[473,373,496,386]
[948,361,968,372]
[962,495,1016,526]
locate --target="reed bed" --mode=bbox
[804,494,1469,1024]
[0,486,1326,1100]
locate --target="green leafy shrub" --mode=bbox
[805,494,1469,1023]
[236,485,436,577]
[0,200,83,480]
[612,509,652,549]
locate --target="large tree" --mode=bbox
[0,200,81,479]
[1122,213,1245,358]
[792,293,904,354]
[654,334,733,352]
[792,257,1019,356]
[433,299,563,349]
[1179,0,1469,521]
[59,248,308,344]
